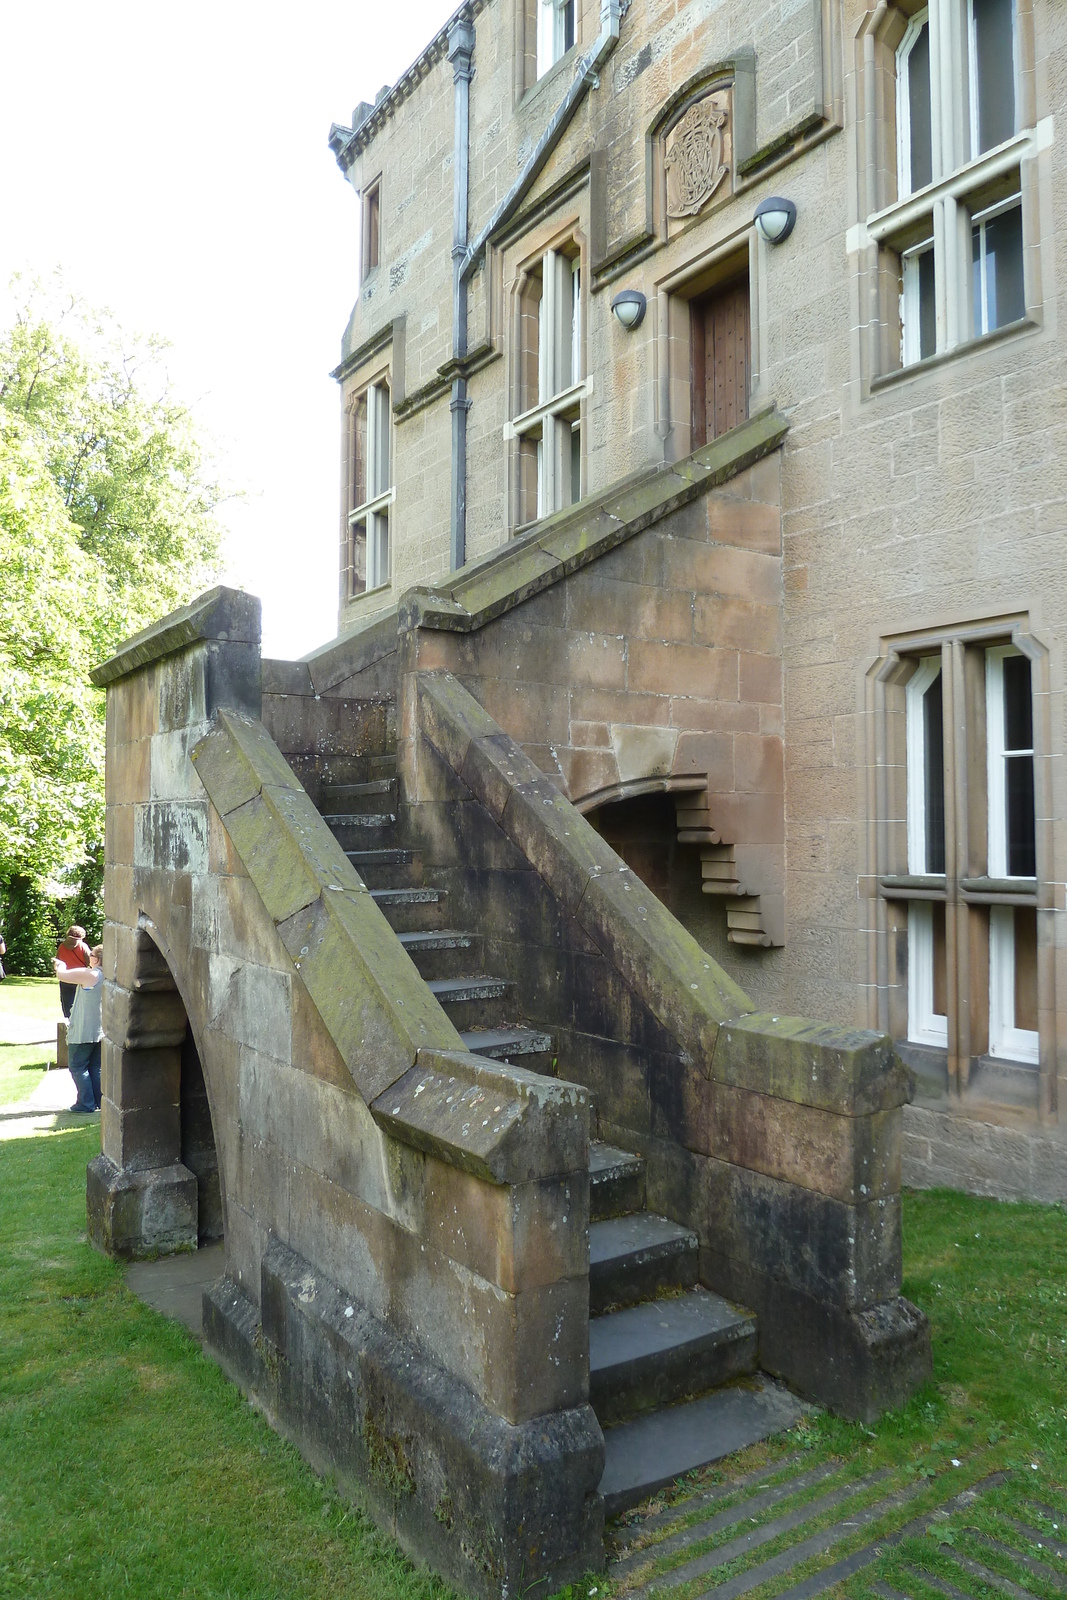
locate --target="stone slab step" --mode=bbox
[372,886,446,932]
[427,977,509,1003]
[590,1288,757,1426]
[590,1141,646,1221]
[589,1212,698,1314]
[400,928,483,980]
[599,1377,808,1517]
[345,847,418,890]
[426,976,513,1026]
[322,778,396,802]
[325,812,397,829]
[399,929,472,953]
[372,888,442,906]
[460,1027,553,1061]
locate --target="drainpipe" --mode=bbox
[460,0,622,283]
[448,17,475,573]
[447,0,622,567]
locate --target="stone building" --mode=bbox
[86,0,1062,1593]
[327,0,1067,1202]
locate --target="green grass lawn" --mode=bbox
[0,1116,1064,1599]
[0,978,60,1106]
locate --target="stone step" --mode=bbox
[345,847,418,889]
[321,778,397,817]
[326,814,399,851]
[400,928,484,980]
[460,1027,554,1062]
[320,752,397,789]
[589,1141,646,1221]
[589,1211,698,1315]
[324,812,397,830]
[590,1288,757,1426]
[372,886,446,932]
[426,976,514,1029]
[599,1377,808,1517]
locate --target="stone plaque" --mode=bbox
[665,93,731,219]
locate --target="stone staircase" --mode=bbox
[317,755,807,1514]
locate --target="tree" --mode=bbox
[0,276,224,970]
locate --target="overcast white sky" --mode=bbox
[0,0,458,659]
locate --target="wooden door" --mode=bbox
[691,279,750,446]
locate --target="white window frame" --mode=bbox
[901,238,935,366]
[906,656,948,1048]
[988,904,1039,1063]
[967,0,1017,163]
[536,0,575,79]
[971,192,1024,338]
[908,900,948,1048]
[507,248,586,522]
[985,644,1034,880]
[896,9,931,201]
[348,379,395,595]
[906,656,943,875]
[986,645,1038,1064]
[867,0,1032,370]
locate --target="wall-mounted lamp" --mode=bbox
[611,288,647,330]
[753,197,797,245]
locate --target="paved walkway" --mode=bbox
[126,1243,226,1339]
[0,1067,96,1139]
[609,1455,1065,1598]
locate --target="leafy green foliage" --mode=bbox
[0,275,223,965]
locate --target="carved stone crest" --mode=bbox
[665,94,731,219]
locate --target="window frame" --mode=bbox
[861,0,1037,381]
[906,656,945,876]
[536,0,576,80]
[896,9,932,202]
[507,244,586,527]
[988,903,1039,1062]
[985,644,1035,880]
[908,900,949,1048]
[361,177,381,283]
[871,620,1049,1090]
[346,377,395,598]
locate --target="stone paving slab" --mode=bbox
[125,1242,226,1339]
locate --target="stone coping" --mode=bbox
[91,586,260,688]
[401,407,789,633]
[191,708,587,1184]
[293,407,789,691]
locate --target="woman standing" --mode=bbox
[54,945,103,1113]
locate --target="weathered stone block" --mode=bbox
[370,1047,588,1186]
[702,1246,932,1423]
[191,708,303,818]
[711,1013,914,1115]
[204,1241,604,1600]
[101,1096,182,1172]
[87,1153,197,1259]
[103,981,187,1049]
[134,800,209,875]
[101,1038,182,1112]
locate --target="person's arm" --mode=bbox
[54,962,101,986]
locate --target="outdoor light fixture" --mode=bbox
[611,288,647,329]
[753,197,797,245]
